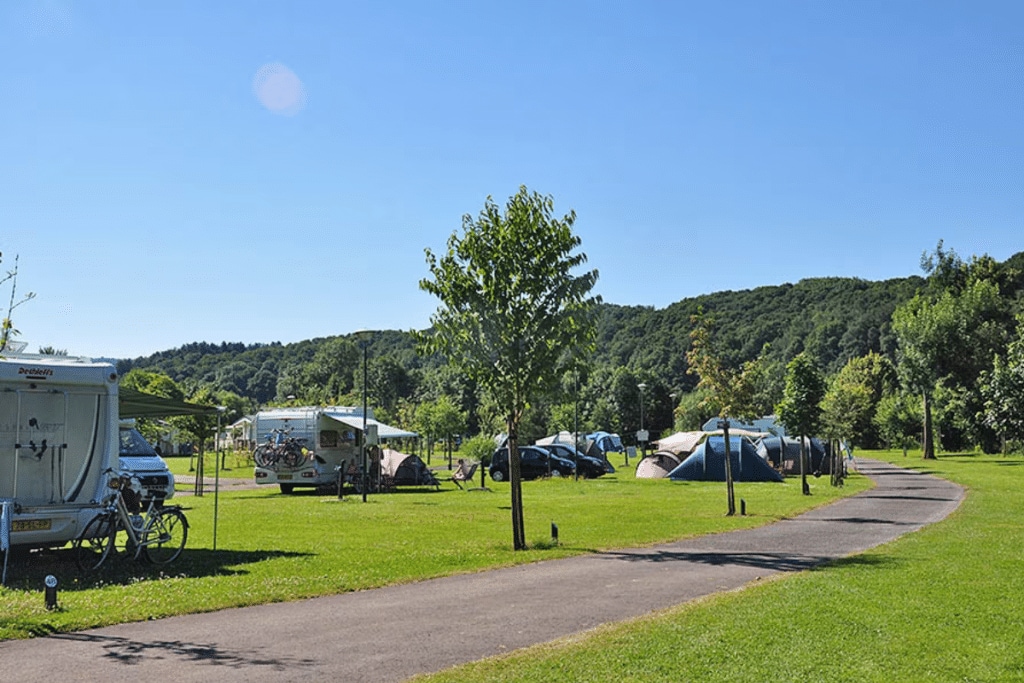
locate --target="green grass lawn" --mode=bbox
[0,466,866,640]
[164,451,255,480]
[415,451,1024,683]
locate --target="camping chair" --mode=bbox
[451,460,479,490]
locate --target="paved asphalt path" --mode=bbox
[2,459,963,682]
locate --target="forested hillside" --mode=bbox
[117,249,1024,450]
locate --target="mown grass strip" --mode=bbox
[414,452,1024,683]
[0,466,867,641]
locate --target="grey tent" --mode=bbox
[667,436,783,482]
[635,451,681,479]
[379,449,440,488]
[756,436,830,475]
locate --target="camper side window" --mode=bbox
[319,430,339,448]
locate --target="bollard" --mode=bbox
[44,575,58,611]
[740,499,746,516]
[551,522,559,545]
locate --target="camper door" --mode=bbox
[0,387,112,505]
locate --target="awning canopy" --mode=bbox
[323,412,418,439]
[119,387,221,419]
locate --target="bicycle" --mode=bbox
[74,470,189,572]
[253,428,307,468]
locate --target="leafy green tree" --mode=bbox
[892,278,1004,458]
[981,314,1024,451]
[873,392,923,456]
[687,307,766,514]
[418,186,599,550]
[776,352,825,495]
[822,352,896,449]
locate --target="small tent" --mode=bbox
[535,431,576,447]
[635,451,681,479]
[379,449,440,488]
[667,436,783,482]
[585,431,623,454]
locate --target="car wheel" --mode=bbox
[550,470,563,478]
[491,469,505,482]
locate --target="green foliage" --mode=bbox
[776,352,825,438]
[418,186,600,549]
[687,307,765,421]
[981,314,1024,446]
[873,392,923,455]
[458,434,496,465]
[821,352,896,448]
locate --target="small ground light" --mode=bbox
[740,499,747,516]
[551,522,559,545]
[44,575,58,611]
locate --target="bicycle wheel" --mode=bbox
[281,443,304,468]
[253,444,274,468]
[142,507,188,565]
[75,513,115,572]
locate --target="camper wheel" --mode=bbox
[279,484,295,494]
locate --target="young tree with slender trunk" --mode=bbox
[418,186,599,550]
[687,308,764,515]
[777,353,825,495]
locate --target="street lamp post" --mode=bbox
[213,405,226,550]
[638,382,648,458]
[360,339,369,503]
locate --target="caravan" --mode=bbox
[1,354,120,549]
[251,406,417,493]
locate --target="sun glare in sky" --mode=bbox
[252,62,306,116]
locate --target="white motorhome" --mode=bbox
[0,354,120,549]
[251,406,417,493]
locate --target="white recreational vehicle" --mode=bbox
[0,353,120,549]
[251,406,418,493]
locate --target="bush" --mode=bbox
[458,434,497,465]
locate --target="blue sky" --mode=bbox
[2,1,1022,360]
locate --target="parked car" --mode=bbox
[489,446,575,481]
[119,422,175,503]
[536,443,608,478]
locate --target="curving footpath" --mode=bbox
[1,459,963,682]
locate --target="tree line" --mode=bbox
[113,244,1024,456]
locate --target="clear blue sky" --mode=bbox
[2,1,1021,360]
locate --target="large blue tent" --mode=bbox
[667,436,783,482]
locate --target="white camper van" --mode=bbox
[0,353,120,549]
[252,406,417,493]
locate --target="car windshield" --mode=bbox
[119,428,159,457]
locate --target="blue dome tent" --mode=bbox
[667,436,783,482]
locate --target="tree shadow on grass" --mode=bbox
[2,547,313,592]
[50,631,319,671]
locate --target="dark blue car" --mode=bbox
[489,446,576,481]
[536,444,610,478]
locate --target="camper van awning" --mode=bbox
[323,413,418,439]
[119,387,221,419]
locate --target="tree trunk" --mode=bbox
[722,420,736,516]
[922,392,936,460]
[507,418,526,550]
[800,434,810,495]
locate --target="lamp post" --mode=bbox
[638,382,648,458]
[360,338,369,503]
[213,405,226,550]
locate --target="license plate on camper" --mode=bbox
[12,519,52,532]
[278,473,293,480]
